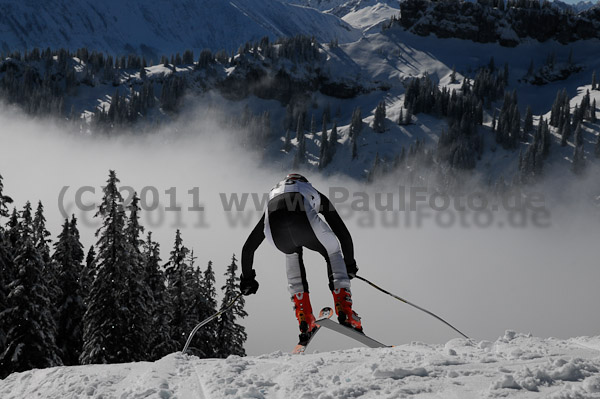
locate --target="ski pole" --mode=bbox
[182,292,244,354]
[355,275,472,341]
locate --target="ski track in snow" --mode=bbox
[3,332,600,398]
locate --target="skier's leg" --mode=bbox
[286,249,317,340]
[289,200,362,331]
[300,198,351,291]
[268,207,316,340]
[285,248,309,295]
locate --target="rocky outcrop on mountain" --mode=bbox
[393,0,600,47]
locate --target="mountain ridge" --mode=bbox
[0,0,361,58]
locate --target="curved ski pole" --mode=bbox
[182,292,244,354]
[355,275,472,341]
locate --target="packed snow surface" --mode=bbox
[2,332,600,398]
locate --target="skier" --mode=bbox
[239,173,361,345]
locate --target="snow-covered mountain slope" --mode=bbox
[285,0,351,12]
[0,0,360,58]
[553,0,599,13]
[2,333,600,398]
[285,0,400,31]
[339,1,401,33]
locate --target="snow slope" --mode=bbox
[341,1,401,33]
[0,0,360,58]
[2,332,600,398]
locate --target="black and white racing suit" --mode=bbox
[241,179,355,295]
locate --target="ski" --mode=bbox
[315,307,389,349]
[292,307,333,354]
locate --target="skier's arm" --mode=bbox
[241,213,265,278]
[318,192,356,269]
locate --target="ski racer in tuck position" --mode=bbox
[240,173,362,345]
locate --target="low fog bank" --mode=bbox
[0,105,599,355]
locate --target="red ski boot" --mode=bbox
[332,288,363,333]
[292,292,317,345]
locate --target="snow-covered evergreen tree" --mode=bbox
[80,171,132,364]
[350,107,363,142]
[196,261,218,357]
[283,129,292,152]
[81,245,96,305]
[0,202,62,377]
[165,229,194,348]
[0,174,13,362]
[123,193,153,361]
[524,106,533,134]
[183,252,218,357]
[367,153,382,182]
[328,121,338,161]
[32,202,60,312]
[322,104,331,127]
[372,101,386,133]
[216,254,247,358]
[560,120,571,147]
[52,216,85,365]
[572,123,586,175]
[142,232,174,360]
[310,113,317,135]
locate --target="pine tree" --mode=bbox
[350,107,363,141]
[450,65,457,83]
[0,203,62,377]
[184,252,219,357]
[372,101,386,133]
[0,175,12,219]
[310,113,316,135]
[0,174,13,363]
[215,254,247,358]
[328,121,338,161]
[322,104,331,127]
[573,143,586,175]
[574,122,583,147]
[165,229,194,348]
[196,261,218,357]
[33,201,61,318]
[81,246,96,304]
[367,153,381,183]
[123,193,153,361]
[143,233,174,360]
[404,107,412,125]
[53,216,85,365]
[572,123,585,175]
[592,70,597,90]
[283,129,292,152]
[524,106,533,134]
[560,120,571,146]
[80,170,132,364]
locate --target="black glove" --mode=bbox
[240,270,259,296]
[346,260,358,279]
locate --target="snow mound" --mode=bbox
[2,334,600,398]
